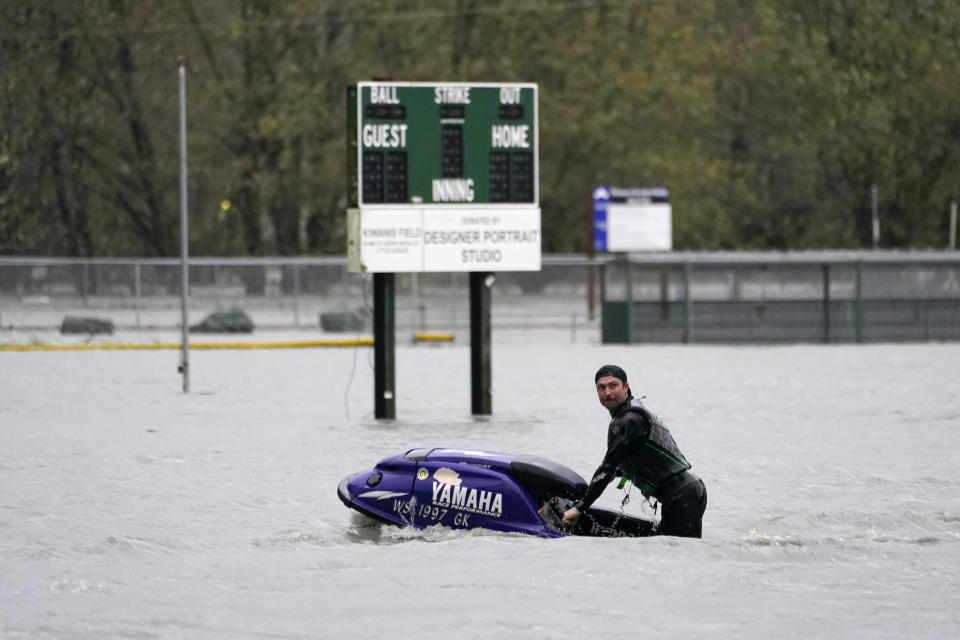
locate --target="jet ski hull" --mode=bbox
[338,448,657,538]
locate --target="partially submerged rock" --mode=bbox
[60,316,114,335]
[320,310,366,332]
[189,307,254,333]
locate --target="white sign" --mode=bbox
[347,207,541,273]
[607,203,672,251]
[593,186,672,252]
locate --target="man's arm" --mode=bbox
[574,452,622,512]
[562,418,642,525]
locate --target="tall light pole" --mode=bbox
[177,57,190,393]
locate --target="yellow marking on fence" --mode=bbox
[0,338,374,352]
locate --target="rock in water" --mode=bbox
[189,307,254,333]
[60,316,114,335]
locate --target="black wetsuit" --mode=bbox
[574,394,707,538]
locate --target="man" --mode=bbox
[562,364,707,538]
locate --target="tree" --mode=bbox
[4,0,960,256]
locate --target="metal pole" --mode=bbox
[854,260,864,343]
[660,268,670,319]
[373,273,396,419]
[599,262,607,343]
[586,191,596,321]
[625,258,634,344]
[411,272,420,331]
[470,272,492,415]
[822,264,831,343]
[134,263,142,329]
[293,264,301,327]
[177,59,190,393]
[950,201,957,250]
[82,262,89,308]
[587,262,596,321]
[871,183,879,249]
[683,262,694,343]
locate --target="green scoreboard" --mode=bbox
[347,82,541,273]
[348,82,539,207]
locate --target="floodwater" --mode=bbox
[2,336,959,639]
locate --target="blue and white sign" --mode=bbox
[593,186,672,252]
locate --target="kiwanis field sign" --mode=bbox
[348,207,540,272]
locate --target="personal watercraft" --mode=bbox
[337,447,657,538]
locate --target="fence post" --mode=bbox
[134,263,142,329]
[411,272,420,332]
[587,262,596,321]
[292,264,301,327]
[599,262,607,306]
[683,262,694,343]
[854,260,864,343]
[625,258,634,344]
[822,263,830,343]
[950,201,957,250]
[598,261,607,343]
[82,262,89,308]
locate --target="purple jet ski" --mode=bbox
[338,447,657,538]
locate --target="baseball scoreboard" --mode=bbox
[346,82,541,273]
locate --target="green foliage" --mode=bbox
[2,0,960,256]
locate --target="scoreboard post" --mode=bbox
[345,82,541,419]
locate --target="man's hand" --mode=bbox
[562,507,582,526]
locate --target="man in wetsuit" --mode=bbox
[562,364,707,538]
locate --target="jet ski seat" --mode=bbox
[510,454,587,501]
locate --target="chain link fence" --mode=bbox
[600,252,960,343]
[2,252,959,343]
[0,256,600,342]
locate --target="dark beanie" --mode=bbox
[595,364,627,384]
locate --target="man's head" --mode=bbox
[594,364,630,412]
